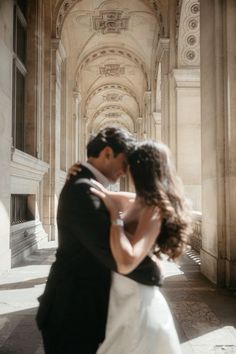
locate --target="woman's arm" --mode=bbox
[90,186,161,274]
[109,206,161,274]
[108,191,135,213]
[89,179,135,213]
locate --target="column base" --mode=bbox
[200,249,226,286]
[226,259,236,288]
[0,249,11,274]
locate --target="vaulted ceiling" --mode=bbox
[57,0,163,133]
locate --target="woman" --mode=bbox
[89,140,191,354]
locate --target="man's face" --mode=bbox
[104,150,128,183]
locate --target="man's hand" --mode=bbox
[90,180,119,220]
[66,162,82,180]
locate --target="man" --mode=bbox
[36,127,162,354]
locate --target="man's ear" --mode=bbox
[102,146,113,160]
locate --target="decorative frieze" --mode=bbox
[93,10,129,34]
[103,93,123,102]
[177,0,200,67]
[99,64,125,77]
[105,112,121,118]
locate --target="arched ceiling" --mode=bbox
[57,0,161,132]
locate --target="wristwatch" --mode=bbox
[111,218,124,227]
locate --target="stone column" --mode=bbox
[60,58,67,172]
[0,0,13,271]
[200,0,236,286]
[136,117,143,141]
[79,116,88,162]
[155,38,170,144]
[152,112,161,141]
[144,91,152,138]
[173,69,201,211]
[72,89,81,163]
[43,39,63,241]
[168,1,177,162]
[24,0,39,157]
[224,0,236,287]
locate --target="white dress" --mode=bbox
[97,272,182,354]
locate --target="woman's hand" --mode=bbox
[90,180,119,219]
[66,162,82,180]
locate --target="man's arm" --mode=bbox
[58,181,162,286]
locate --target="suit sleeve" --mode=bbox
[57,181,117,271]
[57,181,163,286]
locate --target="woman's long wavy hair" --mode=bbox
[128,141,192,260]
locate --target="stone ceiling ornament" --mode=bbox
[53,0,161,38]
[93,10,130,34]
[103,93,123,102]
[99,64,125,77]
[54,0,162,38]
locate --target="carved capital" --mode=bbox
[153,112,161,124]
[73,89,82,102]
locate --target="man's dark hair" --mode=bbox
[87,127,135,158]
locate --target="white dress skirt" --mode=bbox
[97,272,182,354]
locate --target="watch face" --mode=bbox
[112,219,124,227]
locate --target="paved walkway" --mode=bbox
[0,243,236,354]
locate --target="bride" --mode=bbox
[90,141,191,354]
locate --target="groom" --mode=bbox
[36,127,162,354]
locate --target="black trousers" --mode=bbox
[41,325,100,354]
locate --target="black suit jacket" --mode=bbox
[36,166,162,351]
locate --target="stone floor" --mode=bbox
[0,243,236,354]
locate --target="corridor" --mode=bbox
[0,244,235,354]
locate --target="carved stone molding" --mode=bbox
[55,0,79,37]
[73,89,81,101]
[153,112,161,124]
[103,93,123,102]
[86,84,138,106]
[177,0,200,67]
[105,112,121,118]
[93,10,129,34]
[92,105,134,122]
[84,84,140,117]
[99,64,125,77]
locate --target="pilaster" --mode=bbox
[0,0,14,271]
[200,0,228,285]
[73,89,81,162]
[43,38,64,241]
[173,68,201,211]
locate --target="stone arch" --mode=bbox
[84,83,140,116]
[75,46,150,90]
[92,105,135,125]
[53,0,162,38]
